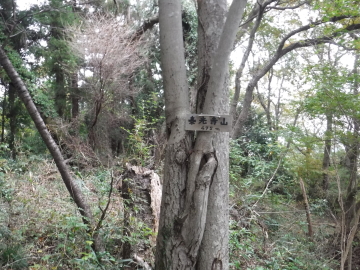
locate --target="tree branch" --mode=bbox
[231,1,266,122]
[94,170,114,233]
[232,17,360,138]
[130,16,159,41]
[267,0,309,10]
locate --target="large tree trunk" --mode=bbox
[0,46,104,252]
[155,0,247,269]
[196,1,229,268]
[154,1,193,267]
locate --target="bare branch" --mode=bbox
[94,170,115,233]
[267,0,309,10]
[131,16,159,41]
[277,16,360,56]
[231,1,266,121]
[232,17,360,138]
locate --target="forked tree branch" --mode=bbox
[232,16,360,138]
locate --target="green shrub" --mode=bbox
[0,243,28,269]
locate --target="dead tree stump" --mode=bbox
[120,163,162,268]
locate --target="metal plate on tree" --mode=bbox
[185,114,231,132]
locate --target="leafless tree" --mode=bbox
[69,14,149,152]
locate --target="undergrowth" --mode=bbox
[0,136,343,269]
[0,155,152,269]
[229,138,339,269]
[229,196,338,269]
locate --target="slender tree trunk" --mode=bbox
[274,84,282,130]
[8,82,17,159]
[265,73,272,130]
[1,85,7,143]
[256,78,272,130]
[54,67,67,118]
[71,72,80,119]
[299,178,313,238]
[229,1,264,124]
[322,113,332,193]
[0,46,104,252]
[50,21,67,119]
[231,16,360,139]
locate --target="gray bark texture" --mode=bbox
[155,0,247,269]
[0,46,103,252]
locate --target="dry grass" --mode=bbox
[0,156,127,269]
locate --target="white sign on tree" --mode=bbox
[185,114,231,132]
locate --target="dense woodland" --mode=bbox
[0,0,360,269]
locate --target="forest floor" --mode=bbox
[0,154,354,269]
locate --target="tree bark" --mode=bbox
[322,113,332,193]
[196,0,227,113]
[71,71,80,119]
[54,67,66,118]
[299,177,313,238]
[196,1,228,268]
[256,68,278,131]
[121,164,162,264]
[0,46,104,252]
[155,0,192,267]
[1,84,6,143]
[155,0,247,269]
[8,82,17,159]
